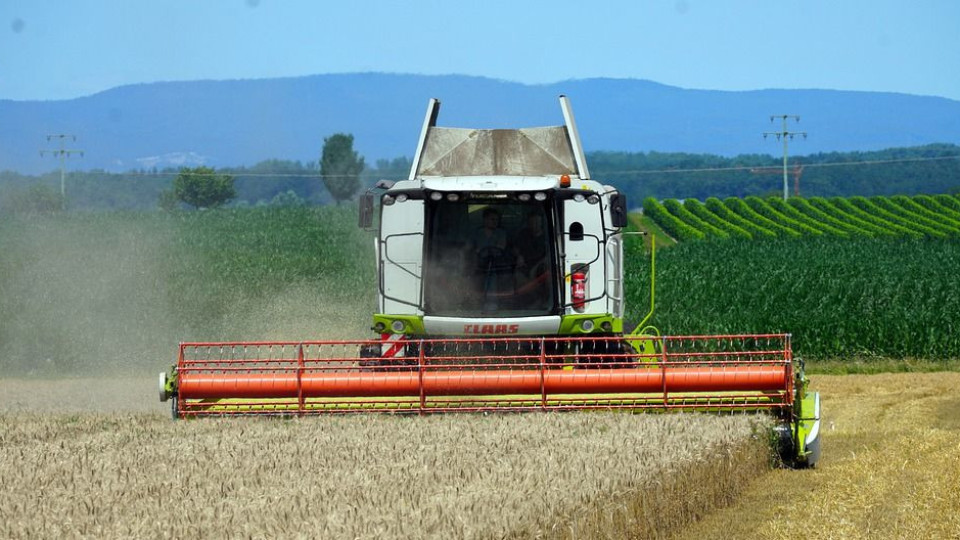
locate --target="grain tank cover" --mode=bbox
[416,127,577,177]
[410,96,591,180]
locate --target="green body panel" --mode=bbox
[372,313,624,337]
[164,367,177,398]
[372,314,426,335]
[795,388,821,464]
[789,365,821,467]
[557,314,623,335]
[624,335,660,358]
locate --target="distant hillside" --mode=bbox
[2,73,960,174]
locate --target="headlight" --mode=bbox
[588,194,600,205]
[430,192,443,201]
[518,193,531,202]
[581,319,595,332]
[573,193,585,202]
[382,195,395,206]
[391,320,406,333]
[396,194,409,203]
[534,192,547,201]
[446,193,460,202]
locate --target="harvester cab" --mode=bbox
[160,96,820,469]
[360,96,631,351]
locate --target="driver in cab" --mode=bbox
[468,207,512,307]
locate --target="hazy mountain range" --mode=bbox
[2,73,959,175]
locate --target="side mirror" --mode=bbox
[610,192,628,228]
[358,191,375,229]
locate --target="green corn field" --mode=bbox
[644,194,960,241]
[623,235,960,360]
[2,202,958,376]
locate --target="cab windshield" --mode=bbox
[423,197,557,317]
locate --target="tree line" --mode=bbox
[1,142,957,214]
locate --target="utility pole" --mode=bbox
[763,116,806,200]
[40,134,84,203]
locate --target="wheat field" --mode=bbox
[0,377,767,539]
[674,372,960,540]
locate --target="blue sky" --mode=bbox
[2,0,959,101]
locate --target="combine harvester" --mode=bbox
[159,96,820,467]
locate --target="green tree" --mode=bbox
[320,133,365,205]
[172,166,236,209]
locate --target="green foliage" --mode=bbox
[851,197,945,238]
[266,189,307,207]
[744,197,822,236]
[5,206,957,376]
[663,199,729,239]
[1,184,64,214]
[724,197,801,237]
[624,237,960,360]
[767,197,848,237]
[649,193,960,244]
[894,195,960,231]
[173,166,236,209]
[370,157,413,183]
[705,197,777,239]
[157,189,178,211]
[321,133,365,205]
[591,143,960,203]
[787,198,871,237]
[821,197,906,237]
[164,206,373,333]
[915,195,960,223]
[684,199,752,239]
[0,207,375,375]
[935,194,960,214]
[642,198,705,241]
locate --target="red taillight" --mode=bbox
[571,271,586,312]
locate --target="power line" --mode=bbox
[592,154,960,178]
[108,153,960,180]
[40,134,84,200]
[764,115,806,200]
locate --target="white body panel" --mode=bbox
[562,190,607,315]
[379,200,424,315]
[422,176,562,192]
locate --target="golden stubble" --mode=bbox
[673,372,960,540]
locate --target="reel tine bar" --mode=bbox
[174,334,793,417]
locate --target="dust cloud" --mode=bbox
[0,214,372,412]
[0,216,179,378]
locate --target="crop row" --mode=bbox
[643,194,960,241]
[623,236,960,360]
